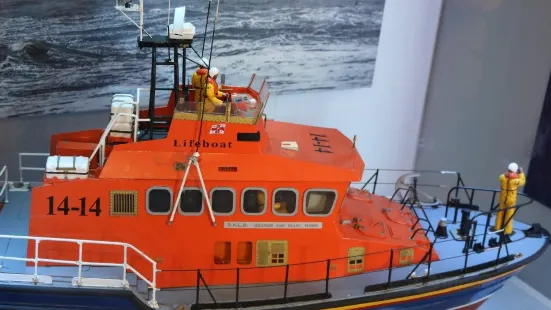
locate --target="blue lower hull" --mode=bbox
[0,270,517,310]
[0,286,151,310]
[364,272,513,310]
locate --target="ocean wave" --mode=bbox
[0,0,383,118]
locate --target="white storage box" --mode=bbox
[112,94,134,102]
[110,123,133,138]
[46,156,89,180]
[169,23,195,40]
[111,101,135,123]
[169,7,195,40]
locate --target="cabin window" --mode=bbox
[237,241,253,265]
[178,188,204,215]
[211,188,235,215]
[256,240,288,266]
[242,188,267,215]
[110,191,138,216]
[304,189,337,216]
[214,241,231,265]
[347,247,365,273]
[272,189,298,216]
[146,187,172,214]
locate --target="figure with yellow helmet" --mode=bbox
[494,162,526,235]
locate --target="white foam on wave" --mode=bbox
[0,0,383,118]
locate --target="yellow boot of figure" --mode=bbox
[494,163,526,235]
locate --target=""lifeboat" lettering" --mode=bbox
[173,139,233,148]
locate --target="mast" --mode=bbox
[116,1,220,226]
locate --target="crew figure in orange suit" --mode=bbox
[494,162,526,235]
[191,57,210,109]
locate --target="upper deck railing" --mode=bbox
[175,184,539,310]
[356,168,473,202]
[0,234,159,308]
[174,74,270,125]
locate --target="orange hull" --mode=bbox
[27,85,436,288]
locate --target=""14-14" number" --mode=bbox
[47,196,101,216]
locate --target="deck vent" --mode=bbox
[237,131,261,142]
[218,166,238,172]
[110,191,138,216]
[347,247,365,273]
[256,240,288,267]
[281,141,299,151]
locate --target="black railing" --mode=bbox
[388,186,437,238]
[181,231,521,310]
[444,186,534,279]
[171,183,537,309]
[358,169,471,202]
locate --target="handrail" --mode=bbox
[187,230,520,309]
[444,186,534,278]
[444,186,532,220]
[18,153,50,183]
[89,111,149,167]
[110,100,141,142]
[0,166,8,203]
[171,185,536,308]
[0,234,159,308]
[357,169,470,201]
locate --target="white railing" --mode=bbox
[0,234,159,308]
[136,87,149,106]
[18,153,50,183]
[89,112,150,167]
[114,0,149,41]
[0,166,8,203]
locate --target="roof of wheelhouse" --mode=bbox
[98,118,365,182]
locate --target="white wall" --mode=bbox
[264,0,443,195]
[415,0,551,298]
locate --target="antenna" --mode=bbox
[202,0,213,57]
[115,0,151,40]
[195,0,220,154]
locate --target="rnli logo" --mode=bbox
[209,124,226,134]
[173,139,233,148]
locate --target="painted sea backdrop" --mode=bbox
[0,0,384,118]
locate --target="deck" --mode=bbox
[0,187,548,309]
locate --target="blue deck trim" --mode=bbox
[0,284,152,310]
[0,190,548,309]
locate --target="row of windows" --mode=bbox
[146,187,337,217]
[217,242,365,274]
[214,241,288,266]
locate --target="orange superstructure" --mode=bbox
[26,79,437,288]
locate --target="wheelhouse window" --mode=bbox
[242,188,267,215]
[272,189,298,216]
[304,189,337,216]
[178,188,203,215]
[146,187,172,214]
[211,188,235,215]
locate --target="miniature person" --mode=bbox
[274,192,291,214]
[243,190,265,213]
[208,67,228,100]
[256,191,266,213]
[191,57,210,109]
[204,67,227,112]
[494,162,526,235]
